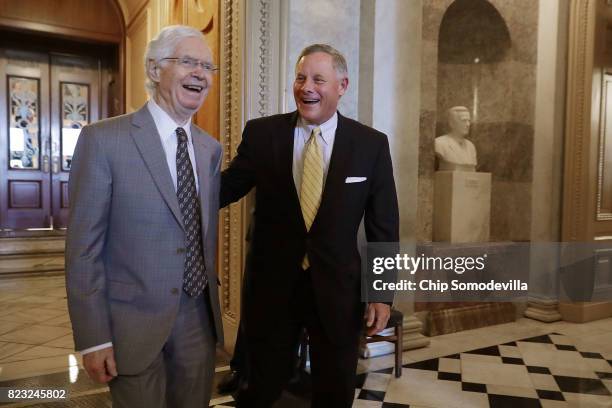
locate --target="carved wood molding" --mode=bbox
[596,75,612,220]
[256,0,271,117]
[216,0,282,335]
[218,0,245,326]
[245,0,283,118]
[563,0,596,241]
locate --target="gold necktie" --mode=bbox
[300,127,323,269]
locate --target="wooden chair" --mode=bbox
[364,308,404,377]
[298,309,404,378]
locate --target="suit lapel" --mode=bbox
[130,106,185,231]
[191,127,212,242]
[311,112,352,232]
[275,112,305,231]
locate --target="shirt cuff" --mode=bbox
[80,342,113,355]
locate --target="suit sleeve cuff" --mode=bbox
[80,342,113,355]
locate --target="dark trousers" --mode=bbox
[235,270,360,408]
[230,319,246,371]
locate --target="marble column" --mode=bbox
[525,296,562,322]
[402,315,430,350]
[524,0,568,322]
[362,0,429,350]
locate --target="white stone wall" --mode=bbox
[369,0,422,243]
[528,0,569,297]
[283,0,361,119]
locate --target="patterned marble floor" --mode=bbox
[0,275,611,407]
[347,332,612,408]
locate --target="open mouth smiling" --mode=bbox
[301,97,320,105]
[183,84,205,93]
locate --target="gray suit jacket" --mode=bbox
[65,105,223,375]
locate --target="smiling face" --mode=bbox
[293,52,348,125]
[148,36,213,124]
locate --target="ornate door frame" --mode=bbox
[561,0,612,321]
[218,0,246,349]
[218,0,287,349]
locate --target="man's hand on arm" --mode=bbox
[364,303,391,336]
[82,346,117,384]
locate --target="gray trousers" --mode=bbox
[109,291,216,408]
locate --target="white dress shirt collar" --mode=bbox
[147,98,193,142]
[297,112,338,145]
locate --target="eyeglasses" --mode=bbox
[160,57,219,74]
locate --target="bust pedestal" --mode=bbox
[415,242,520,336]
[433,171,491,243]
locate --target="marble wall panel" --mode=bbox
[435,63,474,116]
[476,62,514,124]
[491,0,539,31]
[416,177,434,242]
[436,61,514,126]
[509,60,537,125]
[490,181,532,241]
[419,110,437,178]
[422,0,451,43]
[417,109,436,242]
[470,122,534,182]
[285,0,360,118]
[509,20,539,65]
[420,40,439,112]
[358,0,375,126]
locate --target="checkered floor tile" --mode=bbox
[351,332,612,408]
[212,332,612,407]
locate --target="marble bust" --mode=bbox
[435,106,477,172]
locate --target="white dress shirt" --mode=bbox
[292,112,337,196]
[80,100,199,355]
[147,98,199,191]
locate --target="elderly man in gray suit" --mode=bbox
[65,25,223,408]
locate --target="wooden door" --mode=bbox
[50,54,99,228]
[0,49,51,229]
[0,49,101,230]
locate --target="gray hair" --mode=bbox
[295,44,348,79]
[144,25,205,96]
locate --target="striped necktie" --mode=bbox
[300,127,323,269]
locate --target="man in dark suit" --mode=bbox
[221,44,399,408]
[66,25,223,408]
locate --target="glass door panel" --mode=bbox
[8,76,40,170]
[61,82,89,171]
[0,49,51,229]
[50,54,99,229]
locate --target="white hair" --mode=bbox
[144,25,205,96]
[447,106,470,122]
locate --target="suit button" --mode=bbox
[177,248,186,254]
[171,288,179,295]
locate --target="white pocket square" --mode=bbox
[345,177,367,183]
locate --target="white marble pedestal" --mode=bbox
[433,171,491,243]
